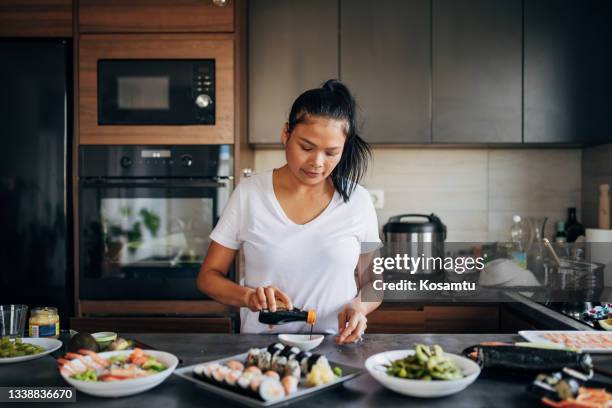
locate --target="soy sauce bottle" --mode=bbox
[258,307,316,326]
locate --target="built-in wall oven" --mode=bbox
[79,145,233,300]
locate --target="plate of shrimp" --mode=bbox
[58,347,179,397]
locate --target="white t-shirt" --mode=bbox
[209,169,381,334]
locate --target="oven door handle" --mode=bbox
[80,179,229,188]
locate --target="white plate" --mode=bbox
[60,349,178,398]
[0,338,63,364]
[365,349,480,398]
[519,330,612,353]
[278,334,324,351]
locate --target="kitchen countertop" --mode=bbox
[3,333,612,408]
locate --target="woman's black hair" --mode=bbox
[286,79,371,202]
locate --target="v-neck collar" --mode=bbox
[268,169,338,228]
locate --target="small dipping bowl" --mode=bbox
[278,334,324,351]
[91,332,117,350]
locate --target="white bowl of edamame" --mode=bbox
[365,346,481,398]
[0,337,63,364]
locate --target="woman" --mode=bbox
[197,79,381,344]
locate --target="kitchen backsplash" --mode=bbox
[253,148,582,242]
[582,143,612,228]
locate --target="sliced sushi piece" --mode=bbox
[296,351,312,375]
[281,375,298,396]
[306,354,327,374]
[192,363,206,380]
[257,350,272,371]
[212,365,230,385]
[264,370,281,381]
[226,360,245,372]
[249,374,264,396]
[258,378,285,402]
[271,355,288,374]
[237,372,254,395]
[280,345,300,360]
[224,369,242,389]
[245,365,262,375]
[246,348,260,367]
[267,342,285,358]
[200,362,221,381]
[284,359,301,379]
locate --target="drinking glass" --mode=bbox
[0,304,28,338]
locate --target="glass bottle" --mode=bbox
[565,207,585,243]
[259,308,316,326]
[28,307,60,338]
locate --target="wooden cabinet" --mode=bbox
[524,0,612,145]
[248,0,338,144]
[70,317,235,333]
[79,34,234,145]
[432,0,522,143]
[79,0,234,33]
[0,0,72,37]
[367,305,499,333]
[340,0,431,144]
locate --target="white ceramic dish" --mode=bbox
[365,349,480,398]
[0,337,63,364]
[278,334,324,351]
[60,349,178,398]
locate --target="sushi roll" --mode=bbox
[296,351,312,375]
[271,355,287,374]
[245,365,262,375]
[306,354,327,374]
[246,348,260,367]
[224,369,242,389]
[237,372,254,395]
[257,378,285,402]
[199,362,221,381]
[280,345,300,360]
[257,350,272,371]
[226,360,245,372]
[281,375,298,396]
[284,359,301,379]
[267,342,285,358]
[212,365,230,385]
[192,363,206,380]
[249,374,264,395]
[264,370,281,381]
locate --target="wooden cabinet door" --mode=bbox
[79,34,234,145]
[0,0,72,37]
[424,305,499,333]
[367,307,425,333]
[248,0,338,145]
[524,0,612,145]
[432,0,522,143]
[79,0,234,33]
[341,0,431,144]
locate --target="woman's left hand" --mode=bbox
[336,301,367,344]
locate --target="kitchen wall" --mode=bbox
[582,144,612,228]
[253,148,582,242]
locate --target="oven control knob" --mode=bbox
[120,156,133,168]
[181,154,193,168]
[195,94,213,108]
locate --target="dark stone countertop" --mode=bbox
[3,333,612,408]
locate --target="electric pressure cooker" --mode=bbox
[382,214,447,275]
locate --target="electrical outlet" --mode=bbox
[368,189,385,209]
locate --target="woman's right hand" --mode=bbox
[244,285,293,312]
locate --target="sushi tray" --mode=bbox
[519,330,612,353]
[174,342,363,407]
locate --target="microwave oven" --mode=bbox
[98,59,215,125]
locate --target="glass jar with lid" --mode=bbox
[28,307,60,338]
